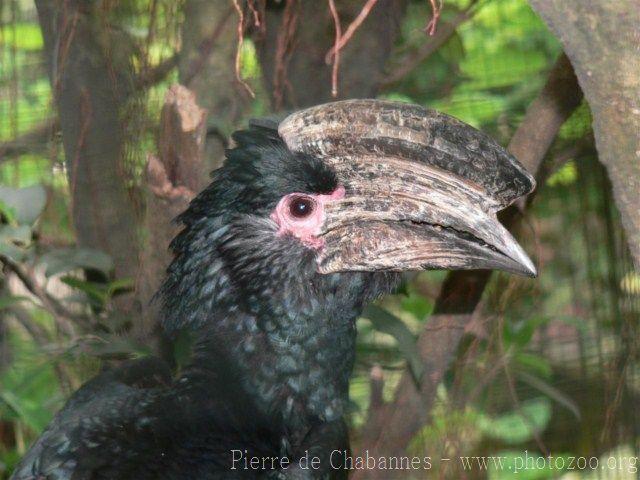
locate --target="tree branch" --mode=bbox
[180,5,235,87]
[0,119,58,162]
[327,0,380,62]
[379,0,478,88]
[134,54,179,91]
[36,0,142,313]
[256,0,408,109]
[0,254,92,333]
[351,53,583,478]
[0,53,178,165]
[231,0,256,97]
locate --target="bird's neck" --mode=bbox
[174,273,397,438]
[161,227,399,435]
[184,274,366,429]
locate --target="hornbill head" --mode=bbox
[272,99,536,277]
[164,99,535,332]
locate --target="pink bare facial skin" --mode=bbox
[270,186,346,249]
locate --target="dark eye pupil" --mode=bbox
[289,197,314,218]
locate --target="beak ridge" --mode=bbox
[276,99,537,277]
[315,160,537,277]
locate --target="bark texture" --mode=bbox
[529,0,640,268]
[136,85,207,337]
[352,55,583,478]
[256,0,407,109]
[179,0,244,170]
[35,0,141,313]
[143,0,243,335]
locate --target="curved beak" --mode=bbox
[276,98,537,277]
[317,156,537,277]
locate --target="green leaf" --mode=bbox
[363,305,424,383]
[0,185,47,225]
[400,293,433,321]
[0,225,32,246]
[84,334,151,358]
[504,316,549,348]
[0,296,29,310]
[514,352,552,378]
[0,224,32,261]
[40,248,114,277]
[478,398,551,444]
[518,371,580,421]
[106,278,134,298]
[60,276,108,307]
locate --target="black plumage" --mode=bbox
[12,99,536,479]
[12,126,397,480]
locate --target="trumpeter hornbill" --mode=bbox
[11,100,536,480]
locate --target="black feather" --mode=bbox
[11,125,397,480]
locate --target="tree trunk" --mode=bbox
[529,0,640,268]
[136,85,207,339]
[256,0,407,110]
[35,1,141,316]
[127,0,249,339]
[179,0,246,171]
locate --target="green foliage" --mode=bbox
[503,315,549,348]
[0,332,64,441]
[558,101,592,141]
[620,272,640,295]
[80,333,152,358]
[0,296,28,310]
[386,0,560,139]
[60,276,134,310]
[400,290,433,321]
[546,161,577,187]
[478,398,552,444]
[0,22,43,51]
[362,305,424,382]
[408,405,483,456]
[40,248,114,278]
[0,155,54,188]
[0,78,51,141]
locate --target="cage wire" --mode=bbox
[0,0,639,479]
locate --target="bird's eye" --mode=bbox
[288,196,315,219]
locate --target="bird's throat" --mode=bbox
[180,270,398,440]
[162,218,399,440]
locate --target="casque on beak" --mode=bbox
[277,99,537,277]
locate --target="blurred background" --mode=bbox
[0,0,638,478]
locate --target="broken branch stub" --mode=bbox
[136,84,208,338]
